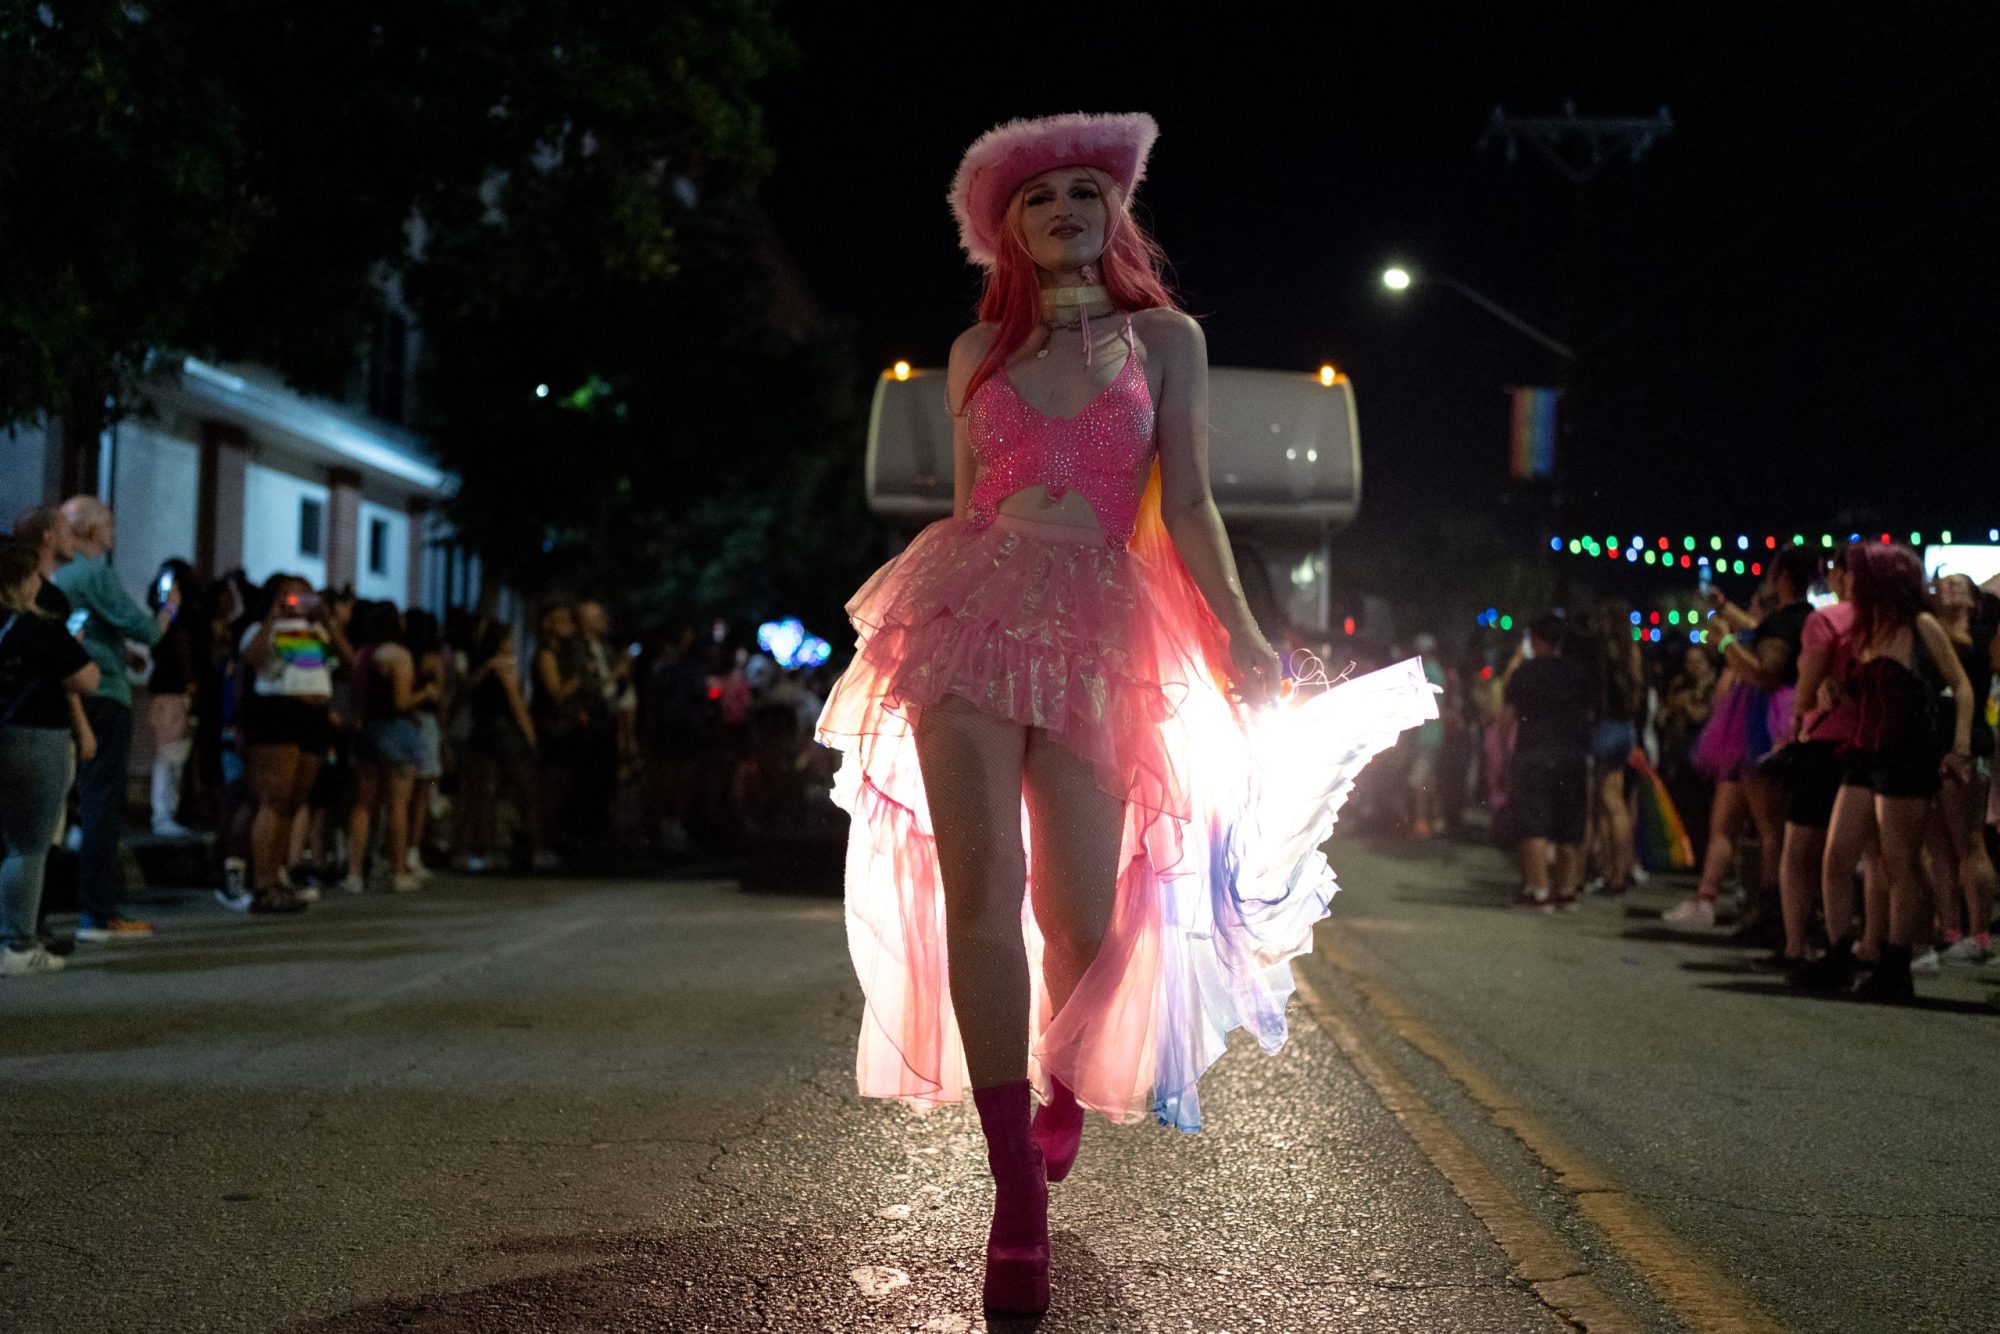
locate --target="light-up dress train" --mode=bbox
[814,313,1435,1132]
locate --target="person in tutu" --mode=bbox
[813,111,1435,1314]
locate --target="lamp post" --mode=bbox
[1382,264,1579,604]
[1380,267,1575,362]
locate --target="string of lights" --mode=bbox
[1552,528,1998,567]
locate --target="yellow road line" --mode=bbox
[1293,966,1638,1333]
[1304,929,1789,1334]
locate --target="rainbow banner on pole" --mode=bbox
[1508,387,1560,480]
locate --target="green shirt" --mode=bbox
[49,554,162,707]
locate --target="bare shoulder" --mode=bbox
[950,320,1000,366]
[1131,308,1204,366]
[947,321,999,415]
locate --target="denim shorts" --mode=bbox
[1590,720,1635,768]
[357,718,426,771]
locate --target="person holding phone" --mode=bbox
[145,559,201,838]
[50,496,176,942]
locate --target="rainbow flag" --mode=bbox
[1629,747,1696,872]
[1508,387,1560,480]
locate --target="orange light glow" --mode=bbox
[1318,364,1345,386]
[892,361,911,381]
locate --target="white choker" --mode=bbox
[1041,284,1111,309]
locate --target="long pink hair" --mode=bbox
[1845,542,1927,649]
[961,168,1183,410]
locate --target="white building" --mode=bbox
[4,337,464,615]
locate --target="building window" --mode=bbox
[299,497,324,558]
[367,517,389,576]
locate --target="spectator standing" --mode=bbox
[1668,588,1785,927]
[1795,543,1973,1001]
[530,604,587,865]
[50,495,174,941]
[1776,546,1856,967]
[402,609,449,878]
[236,576,346,913]
[144,558,201,837]
[1585,599,1644,894]
[1930,572,1998,961]
[1667,548,1819,932]
[197,573,254,899]
[342,602,434,894]
[1404,633,1446,838]
[1500,615,1592,910]
[456,623,542,870]
[1657,643,1717,849]
[12,507,98,869]
[0,544,101,975]
[574,601,624,848]
[642,623,712,853]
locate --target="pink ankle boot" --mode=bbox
[971,1080,1050,1314]
[1032,1075,1084,1183]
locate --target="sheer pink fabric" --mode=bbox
[816,464,1435,1130]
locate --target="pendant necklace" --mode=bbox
[1037,284,1115,361]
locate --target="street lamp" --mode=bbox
[1380,264,1575,362]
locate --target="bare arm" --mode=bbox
[944,324,991,520]
[1152,312,1257,636]
[1916,613,1973,759]
[534,648,578,703]
[66,689,97,761]
[1726,635,1794,693]
[499,664,537,745]
[1790,640,1829,741]
[380,645,427,713]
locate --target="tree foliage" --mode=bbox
[0,0,880,627]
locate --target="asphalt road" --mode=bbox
[3,833,1993,1332]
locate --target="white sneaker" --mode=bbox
[404,850,431,880]
[1662,896,1717,927]
[1630,865,1650,885]
[336,873,366,895]
[151,818,197,838]
[531,850,561,871]
[1,945,66,976]
[1912,947,1942,975]
[293,883,321,904]
[1942,936,1992,964]
[392,873,422,894]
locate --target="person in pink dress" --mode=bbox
[814,111,1435,1314]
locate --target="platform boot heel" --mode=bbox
[971,1079,1050,1314]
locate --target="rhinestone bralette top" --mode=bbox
[964,314,1157,549]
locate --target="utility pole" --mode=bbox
[1481,102,1671,604]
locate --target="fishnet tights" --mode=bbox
[913,692,1125,1091]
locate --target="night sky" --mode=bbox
[759,5,1994,555]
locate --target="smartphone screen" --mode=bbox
[66,609,89,636]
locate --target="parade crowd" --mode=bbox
[0,497,838,975]
[7,498,1996,1009]
[1390,540,1999,1003]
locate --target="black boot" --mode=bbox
[1787,936,1856,993]
[1852,943,1916,1004]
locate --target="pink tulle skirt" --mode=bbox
[814,505,1435,1132]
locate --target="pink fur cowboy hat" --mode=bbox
[947,111,1160,269]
